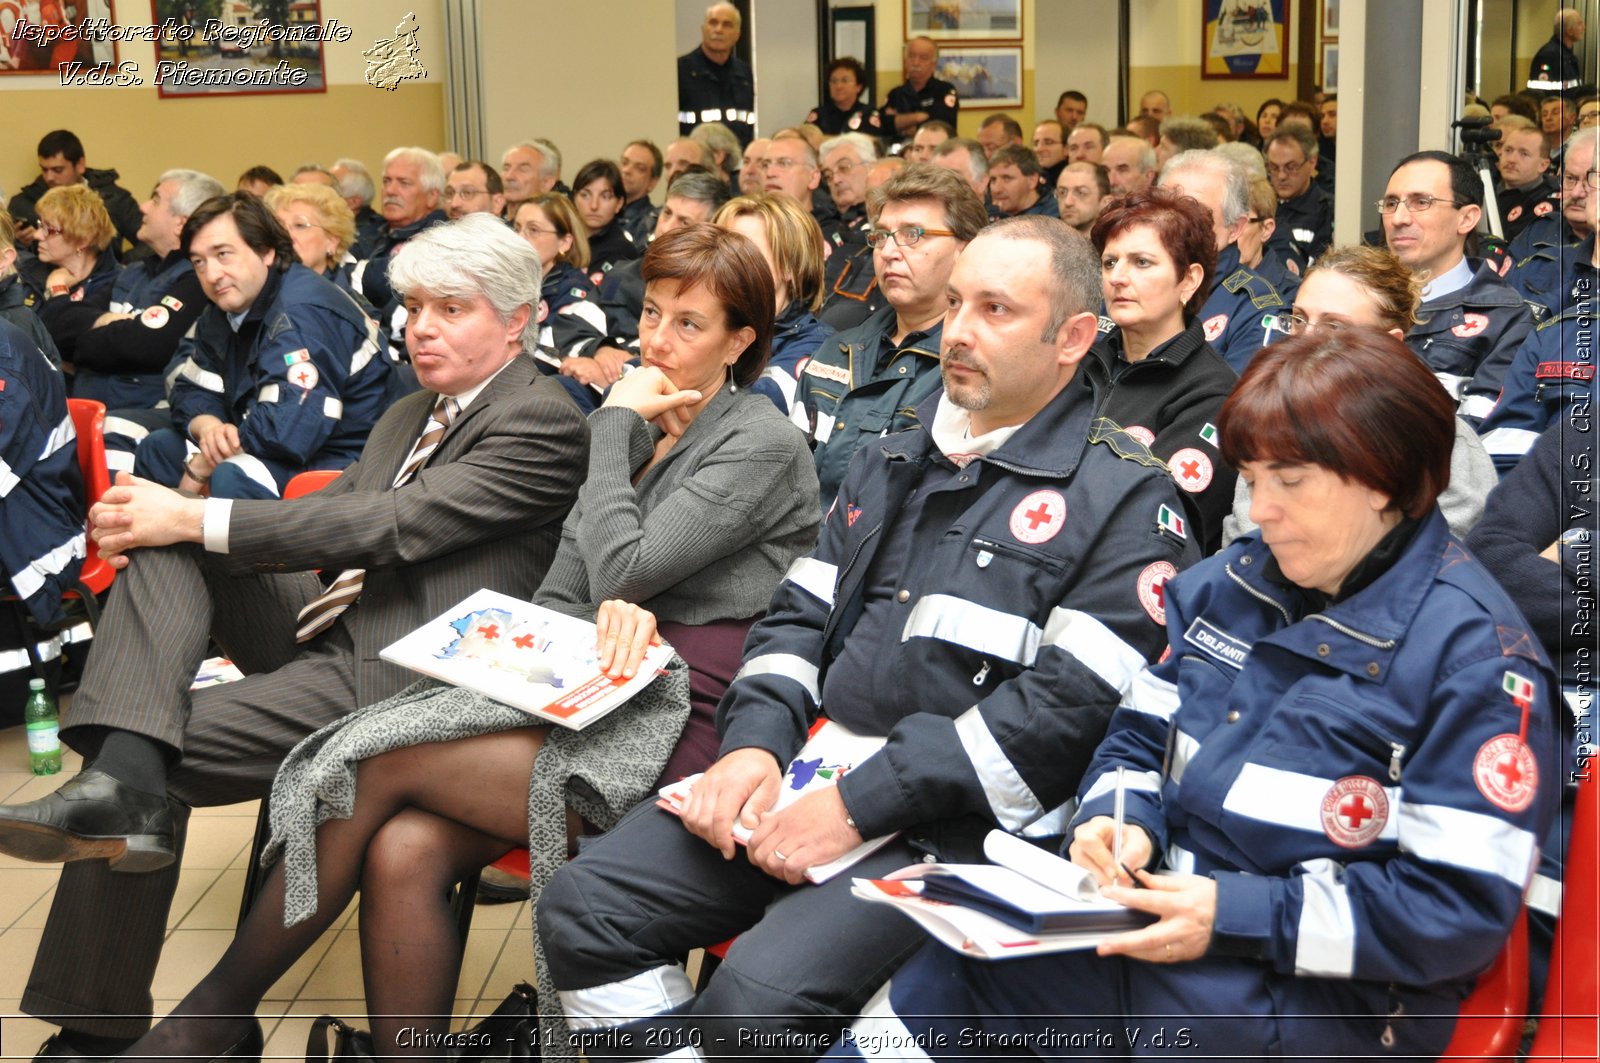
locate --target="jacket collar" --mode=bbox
[1088,319,1208,379]
[1215,242,1243,276]
[887,368,1095,478]
[1226,508,1451,679]
[1421,257,1525,311]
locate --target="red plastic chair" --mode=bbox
[1438,916,1529,1061]
[284,468,343,499]
[1529,772,1598,1061]
[4,399,116,684]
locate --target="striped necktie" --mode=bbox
[294,395,458,643]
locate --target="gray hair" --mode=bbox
[666,170,733,211]
[1159,116,1221,153]
[1565,125,1600,166]
[706,1,741,28]
[531,138,563,184]
[934,137,990,183]
[158,169,226,219]
[1160,149,1251,227]
[383,146,446,196]
[820,132,879,168]
[1215,141,1267,179]
[691,122,741,173]
[504,140,563,185]
[1107,135,1156,175]
[387,214,544,355]
[979,216,1101,341]
[331,158,375,205]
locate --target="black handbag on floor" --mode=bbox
[305,982,538,1061]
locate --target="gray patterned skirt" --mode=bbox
[261,658,691,1061]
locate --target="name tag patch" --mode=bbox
[1184,617,1251,670]
[804,360,852,385]
[1536,361,1595,381]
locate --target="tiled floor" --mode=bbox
[0,720,537,1059]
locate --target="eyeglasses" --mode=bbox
[865,225,956,249]
[743,158,769,171]
[1266,159,1307,177]
[1375,194,1467,214]
[1560,170,1600,190]
[443,187,488,200]
[283,220,327,234]
[1275,311,1350,336]
[35,222,65,238]
[517,225,560,238]
[766,157,810,172]
[821,164,860,182]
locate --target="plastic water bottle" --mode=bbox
[24,679,61,775]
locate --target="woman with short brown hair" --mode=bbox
[126,224,821,1061]
[827,326,1558,1062]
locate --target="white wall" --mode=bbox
[1034,0,1120,126]
[752,0,822,134]
[477,1,679,190]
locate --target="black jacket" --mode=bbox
[677,48,755,145]
[1082,320,1239,553]
[7,168,142,250]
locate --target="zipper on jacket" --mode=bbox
[1387,742,1406,783]
[972,660,991,686]
[1225,563,1292,625]
[1307,613,1398,650]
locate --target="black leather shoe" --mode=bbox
[32,1031,117,1062]
[0,770,174,872]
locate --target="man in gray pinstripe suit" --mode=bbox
[0,215,588,1058]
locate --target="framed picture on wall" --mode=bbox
[1322,42,1339,91]
[905,0,1022,43]
[154,0,328,98]
[934,45,1021,108]
[1201,0,1291,80]
[1,0,119,76]
[1322,0,1340,38]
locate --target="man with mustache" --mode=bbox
[539,215,1196,1054]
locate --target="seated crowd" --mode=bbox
[0,34,1593,1063]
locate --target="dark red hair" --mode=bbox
[1218,327,1455,519]
[1089,187,1217,319]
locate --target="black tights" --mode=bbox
[125,728,546,1059]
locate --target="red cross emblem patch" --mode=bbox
[1009,490,1066,544]
[1474,734,1539,813]
[1136,560,1176,624]
[1202,313,1228,343]
[286,362,320,391]
[1168,447,1213,493]
[1125,425,1156,447]
[1320,776,1390,848]
[1534,200,1554,216]
[1452,312,1489,338]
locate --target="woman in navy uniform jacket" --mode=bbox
[806,58,885,140]
[827,329,1558,1062]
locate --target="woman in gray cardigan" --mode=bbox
[128,226,821,1061]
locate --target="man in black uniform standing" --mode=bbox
[677,3,755,147]
[1529,7,1585,91]
[881,36,959,140]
